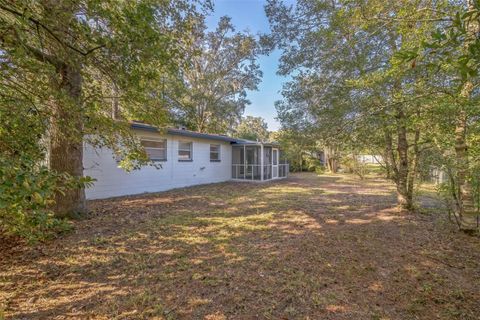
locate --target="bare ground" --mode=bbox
[1,173,479,319]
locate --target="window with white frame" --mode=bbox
[178,141,193,161]
[210,144,221,161]
[141,139,167,161]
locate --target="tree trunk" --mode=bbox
[50,65,86,217]
[454,0,478,230]
[112,83,121,119]
[455,106,475,229]
[299,152,303,172]
[196,103,207,132]
[406,128,421,208]
[384,153,392,180]
[325,146,338,173]
[396,107,412,209]
[383,128,397,181]
[331,155,338,173]
[324,147,331,172]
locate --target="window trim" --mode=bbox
[141,138,167,162]
[210,144,221,162]
[178,141,193,161]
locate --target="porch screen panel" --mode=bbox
[264,147,272,180]
[245,146,261,180]
[272,149,279,178]
[232,147,244,179]
[279,150,288,177]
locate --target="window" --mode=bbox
[210,144,221,162]
[141,139,167,161]
[178,141,193,161]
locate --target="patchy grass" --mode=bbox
[1,173,479,319]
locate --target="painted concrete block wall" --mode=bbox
[83,130,232,199]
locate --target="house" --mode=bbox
[83,122,289,199]
[357,154,383,164]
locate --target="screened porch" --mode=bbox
[232,144,289,181]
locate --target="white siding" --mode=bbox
[358,155,383,164]
[83,130,232,199]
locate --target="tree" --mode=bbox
[234,116,270,142]
[0,0,205,221]
[274,95,323,172]
[271,128,320,172]
[266,0,454,210]
[402,0,480,231]
[170,16,262,133]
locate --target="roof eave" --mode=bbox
[166,129,238,143]
[129,122,280,145]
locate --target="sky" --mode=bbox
[205,0,289,131]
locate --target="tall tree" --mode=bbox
[234,116,269,142]
[0,0,205,217]
[266,0,452,209]
[405,0,480,230]
[170,16,262,133]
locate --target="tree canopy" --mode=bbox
[170,16,262,133]
[0,0,265,240]
[234,115,270,142]
[267,0,480,231]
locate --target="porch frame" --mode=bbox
[231,143,288,182]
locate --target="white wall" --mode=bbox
[83,130,232,199]
[358,155,383,164]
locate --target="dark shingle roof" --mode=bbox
[166,128,239,143]
[130,122,279,146]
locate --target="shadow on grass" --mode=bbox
[2,173,480,319]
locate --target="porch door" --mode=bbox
[246,147,255,178]
[272,148,279,178]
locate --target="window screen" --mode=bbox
[210,144,221,161]
[141,139,167,161]
[178,141,193,160]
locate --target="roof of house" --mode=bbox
[130,122,279,146]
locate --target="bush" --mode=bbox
[305,157,323,172]
[341,155,368,179]
[315,165,326,174]
[0,156,72,242]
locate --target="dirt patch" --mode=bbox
[1,173,479,319]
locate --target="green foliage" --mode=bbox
[0,0,208,239]
[0,156,72,242]
[304,157,323,173]
[271,129,318,172]
[315,166,326,175]
[340,156,368,180]
[234,116,269,142]
[171,16,262,133]
[414,6,480,83]
[0,0,263,239]
[0,0,207,165]
[266,0,480,212]
[438,163,480,216]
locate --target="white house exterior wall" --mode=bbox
[83,130,232,199]
[358,155,383,164]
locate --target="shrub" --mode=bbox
[315,165,326,174]
[341,155,368,179]
[305,157,323,172]
[0,156,73,242]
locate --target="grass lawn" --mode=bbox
[1,173,479,319]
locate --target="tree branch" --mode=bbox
[0,3,104,57]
